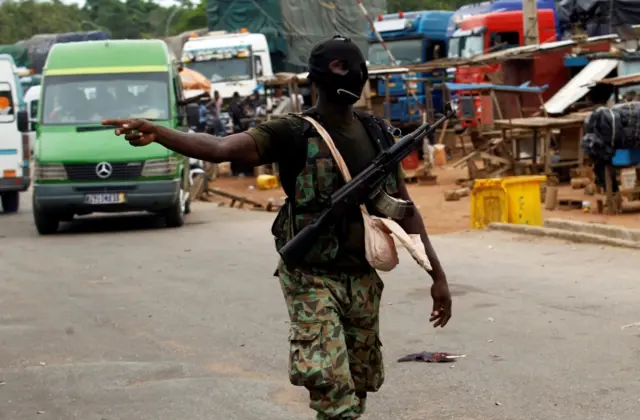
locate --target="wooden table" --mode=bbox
[494,115,587,175]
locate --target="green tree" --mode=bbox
[170,1,208,36]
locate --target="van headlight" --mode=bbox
[34,163,67,180]
[141,157,178,177]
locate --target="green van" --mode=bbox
[32,40,200,234]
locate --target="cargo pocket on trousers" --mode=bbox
[288,322,334,389]
[352,331,385,393]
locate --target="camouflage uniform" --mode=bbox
[272,118,398,419]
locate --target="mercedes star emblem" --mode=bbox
[95,162,113,179]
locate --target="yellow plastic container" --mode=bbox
[256,174,279,190]
[470,175,547,229]
[501,175,546,226]
[471,178,508,229]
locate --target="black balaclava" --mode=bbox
[308,35,368,105]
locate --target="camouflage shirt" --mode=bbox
[247,110,382,272]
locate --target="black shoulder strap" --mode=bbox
[353,109,399,152]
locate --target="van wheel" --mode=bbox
[33,198,59,235]
[1,191,20,213]
[164,187,186,228]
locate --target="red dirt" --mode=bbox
[205,166,640,234]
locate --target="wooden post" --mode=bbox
[544,186,558,210]
[605,165,617,214]
[543,129,552,175]
[523,0,539,45]
[490,90,503,120]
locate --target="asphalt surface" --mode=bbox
[2,190,640,420]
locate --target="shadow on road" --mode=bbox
[58,213,169,235]
[57,213,211,236]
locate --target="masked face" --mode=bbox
[308,36,369,105]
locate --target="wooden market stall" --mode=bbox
[590,73,640,214]
[446,82,552,179]
[493,113,588,176]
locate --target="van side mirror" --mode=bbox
[17,109,28,133]
[185,103,200,128]
[30,100,38,119]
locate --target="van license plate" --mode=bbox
[84,193,126,205]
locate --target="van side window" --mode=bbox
[0,82,15,122]
[173,74,185,122]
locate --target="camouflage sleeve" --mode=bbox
[246,116,305,165]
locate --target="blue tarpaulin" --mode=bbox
[445,82,548,93]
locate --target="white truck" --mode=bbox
[181,30,273,100]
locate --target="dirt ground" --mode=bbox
[203,165,640,234]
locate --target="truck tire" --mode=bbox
[164,198,185,227]
[32,196,59,235]
[164,186,186,228]
[1,191,19,213]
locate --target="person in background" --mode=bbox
[198,97,210,133]
[206,91,225,136]
[228,92,252,176]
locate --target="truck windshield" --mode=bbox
[448,35,485,58]
[42,72,170,125]
[186,58,252,83]
[368,39,423,66]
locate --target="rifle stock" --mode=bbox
[279,108,454,266]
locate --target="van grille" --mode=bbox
[64,162,143,181]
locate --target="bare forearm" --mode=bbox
[152,127,218,161]
[402,209,446,282]
[152,126,259,165]
[395,180,446,281]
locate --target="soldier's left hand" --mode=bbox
[429,280,452,328]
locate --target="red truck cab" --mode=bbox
[448,10,558,127]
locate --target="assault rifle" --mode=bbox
[279,104,455,266]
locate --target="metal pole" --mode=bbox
[165,5,184,37]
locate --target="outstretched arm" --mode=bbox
[102,119,261,166]
[153,128,260,166]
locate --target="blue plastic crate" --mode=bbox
[612,149,640,167]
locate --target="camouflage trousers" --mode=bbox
[278,263,385,419]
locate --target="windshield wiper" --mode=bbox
[76,126,116,132]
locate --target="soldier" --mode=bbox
[102,36,452,420]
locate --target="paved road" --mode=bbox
[2,191,640,420]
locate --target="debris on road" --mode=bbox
[397,352,466,363]
[621,322,640,330]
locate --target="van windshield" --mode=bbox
[185,58,252,83]
[42,72,170,125]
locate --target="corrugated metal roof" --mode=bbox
[544,59,619,115]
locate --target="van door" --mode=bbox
[0,78,22,180]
